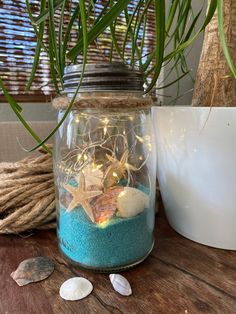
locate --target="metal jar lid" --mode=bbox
[63,63,144,94]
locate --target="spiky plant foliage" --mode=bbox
[1,0,234,153]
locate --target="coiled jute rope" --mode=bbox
[0,149,56,234]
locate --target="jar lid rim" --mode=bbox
[63,63,144,92]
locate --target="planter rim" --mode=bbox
[153,106,236,110]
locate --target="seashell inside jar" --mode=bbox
[54,63,157,271]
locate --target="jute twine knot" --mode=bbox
[0,148,56,234]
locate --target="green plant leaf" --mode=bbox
[79,0,88,65]
[94,0,111,25]
[35,0,64,25]
[49,0,62,83]
[63,4,81,58]
[25,0,89,153]
[122,1,143,61]
[48,30,60,95]
[67,0,133,60]
[166,0,180,34]
[0,77,51,154]
[134,0,152,60]
[25,0,46,91]
[164,0,217,62]
[217,0,236,77]
[156,70,190,90]
[110,18,125,62]
[145,0,165,93]
[0,77,22,112]
[59,0,67,77]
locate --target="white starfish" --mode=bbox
[64,173,102,222]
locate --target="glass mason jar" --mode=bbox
[53,64,156,272]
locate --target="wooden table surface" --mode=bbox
[1,211,236,314]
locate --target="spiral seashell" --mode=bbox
[109,274,132,296]
[92,187,124,223]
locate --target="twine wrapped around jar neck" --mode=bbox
[54,64,154,110]
[52,95,153,110]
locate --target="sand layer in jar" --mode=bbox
[58,184,154,269]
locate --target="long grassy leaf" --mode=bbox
[108,0,126,62]
[67,0,132,60]
[217,0,236,77]
[124,7,142,65]
[165,1,190,49]
[25,0,48,54]
[49,0,62,83]
[166,0,180,34]
[164,0,217,62]
[94,0,111,25]
[110,19,125,62]
[145,0,165,93]
[63,4,80,58]
[179,0,191,39]
[122,1,142,59]
[59,0,67,76]
[25,0,89,152]
[156,70,190,90]
[0,77,51,154]
[140,11,147,64]
[131,2,144,64]
[48,30,60,94]
[79,0,88,65]
[35,0,64,25]
[26,0,46,91]
[133,0,153,66]
[0,77,22,112]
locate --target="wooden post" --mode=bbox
[192,0,236,107]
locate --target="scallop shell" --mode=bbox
[82,165,103,189]
[92,187,124,223]
[109,274,132,296]
[60,277,93,301]
[10,257,54,286]
[116,187,149,218]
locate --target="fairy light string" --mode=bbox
[56,109,153,194]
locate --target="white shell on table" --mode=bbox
[109,274,132,296]
[59,277,93,301]
[116,187,149,218]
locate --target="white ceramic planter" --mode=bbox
[153,107,236,250]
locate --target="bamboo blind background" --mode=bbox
[0,0,155,102]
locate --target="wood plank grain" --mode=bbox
[0,211,236,314]
[155,213,236,298]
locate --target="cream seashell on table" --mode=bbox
[59,277,93,301]
[109,274,132,296]
[116,187,149,218]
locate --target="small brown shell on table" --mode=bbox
[92,187,124,223]
[10,257,54,286]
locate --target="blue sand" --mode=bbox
[58,185,154,269]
